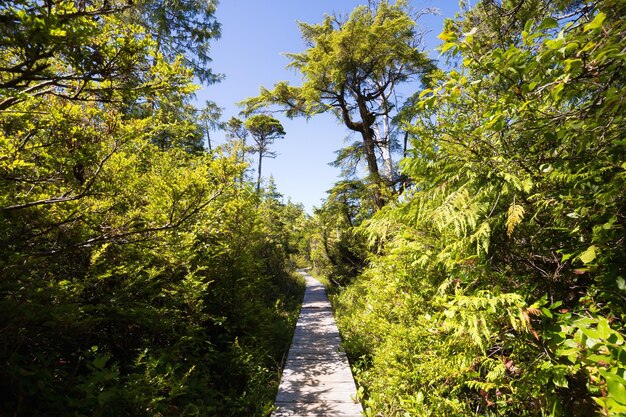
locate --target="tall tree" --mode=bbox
[225,116,250,185]
[244,114,285,194]
[240,1,435,209]
[197,100,224,151]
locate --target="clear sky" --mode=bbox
[196,1,460,213]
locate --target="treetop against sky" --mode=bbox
[197,0,460,212]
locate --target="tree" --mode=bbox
[244,114,285,194]
[240,1,435,209]
[132,0,222,84]
[225,116,250,185]
[309,180,371,284]
[197,100,224,151]
[0,0,220,112]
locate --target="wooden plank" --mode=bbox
[273,272,363,416]
[273,401,363,417]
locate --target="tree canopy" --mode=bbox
[241,0,435,208]
[243,114,285,193]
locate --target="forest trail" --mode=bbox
[272,272,363,417]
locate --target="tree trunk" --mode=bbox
[205,120,212,151]
[362,128,385,209]
[380,142,393,179]
[256,150,263,194]
[240,137,246,187]
[357,98,385,209]
[337,91,386,209]
[402,130,409,192]
[402,130,409,158]
[380,114,393,179]
[361,127,381,180]
[377,95,393,180]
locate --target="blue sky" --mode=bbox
[196,1,460,213]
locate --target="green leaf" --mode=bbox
[538,18,559,31]
[599,371,626,405]
[564,58,582,73]
[92,354,111,369]
[438,30,456,42]
[579,245,597,264]
[545,39,563,50]
[597,318,611,340]
[582,354,612,365]
[556,348,579,363]
[440,42,456,53]
[551,82,564,101]
[416,391,424,403]
[579,326,601,342]
[419,89,433,98]
[507,203,525,236]
[49,28,67,37]
[553,374,569,388]
[98,390,116,405]
[584,12,606,32]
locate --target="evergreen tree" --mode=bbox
[240,0,435,209]
[244,114,285,194]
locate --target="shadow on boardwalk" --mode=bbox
[272,272,363,417]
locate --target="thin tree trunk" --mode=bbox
[378,95,393,180]
[402,130,408,158]
[240,137,245,187]
[402,130,410,192]
[362,128,385,209]
[381,114,393,179]
[256,150,263,194]
[205,120,212,151]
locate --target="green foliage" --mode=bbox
[0,1,303,415]
[1,117,304,417]
[132,0,222,84]
[240,1,436,208]
[244,115,286,192]
[258,177,312,271]
[309,180,373,285]
[331,1,626,416]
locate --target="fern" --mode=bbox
[506,201,525,236]
[437,290,527,352]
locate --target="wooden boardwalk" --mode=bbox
[273,272,363,417]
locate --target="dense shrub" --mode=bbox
[330,1,626,416]
[0,1,306,415]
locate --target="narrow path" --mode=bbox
[273,272,363,417]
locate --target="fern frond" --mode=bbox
[506,202,525,236]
